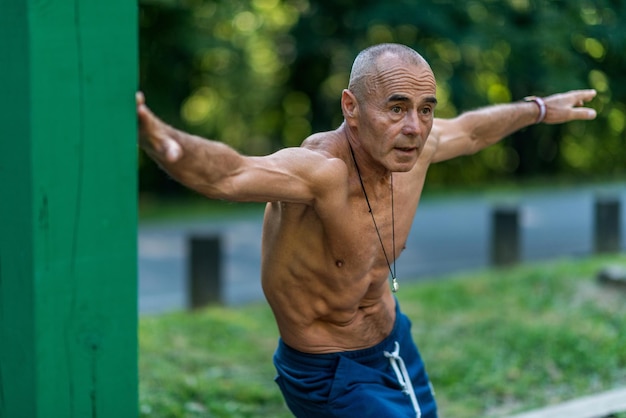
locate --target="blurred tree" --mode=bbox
[138,0,625,195]
[140,1,195,194]
[286,0,626,186]
[139,0,306,195]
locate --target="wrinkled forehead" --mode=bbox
[371,56,436,99]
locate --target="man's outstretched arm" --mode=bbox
[136,92,342,204]
[429,89,598,163]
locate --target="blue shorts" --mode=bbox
[273,301,438,417]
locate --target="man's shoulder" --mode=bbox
[289,130,348,198]
[301,129,346,158]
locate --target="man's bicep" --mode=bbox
[228,148,341,204]
[429,117,475,163]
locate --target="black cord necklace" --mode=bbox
[348,142,398,292]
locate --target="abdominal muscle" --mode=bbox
[297,299,396,354]
[264,275,397,353]
[261,211,398,353]
[260,166,413,352]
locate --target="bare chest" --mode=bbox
[327,189,418,273]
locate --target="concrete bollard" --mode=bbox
[491,206,520,266]
[594,197,621,254]
[188,234,223,308]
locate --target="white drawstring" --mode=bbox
[384,341,421,418]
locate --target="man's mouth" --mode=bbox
[395,146,417,153]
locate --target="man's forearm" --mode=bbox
[456,99,540,152]
[138,94,248,199]
[458,88,597,154]
[430,89,596,163]
[145,127,246,199]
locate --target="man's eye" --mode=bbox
[421,107,432,115]
[391,106,402,114]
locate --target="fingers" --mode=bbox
[581,88,597,100]
[136,93,158,131]
[573,107,597,120]
[136,91,145,106]
[543,89,598,124]
[574,89,597,105]
[135,92,184,163]
[136,91,150,133]
[571,89,597,119]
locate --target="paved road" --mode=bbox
[138,183,626,314]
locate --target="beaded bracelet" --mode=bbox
[524,96,547,124]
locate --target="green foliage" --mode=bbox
[139,254,626,417]
[288,0,626,183]
[139,0,626,195]
[139,0,306,196]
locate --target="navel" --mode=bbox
[335,260,344,268]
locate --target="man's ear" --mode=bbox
[341,89,359,124]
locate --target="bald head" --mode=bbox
[348,44,430,103]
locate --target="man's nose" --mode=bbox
[402,110,422,137]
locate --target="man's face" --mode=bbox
[354,57,437,172]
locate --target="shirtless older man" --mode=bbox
[137,43,597,417]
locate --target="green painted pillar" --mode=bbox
[0,1,138,417]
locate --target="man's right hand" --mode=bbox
[541,89,597,125]
[136,92,183,163]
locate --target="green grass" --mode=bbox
[139,254,626,417]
